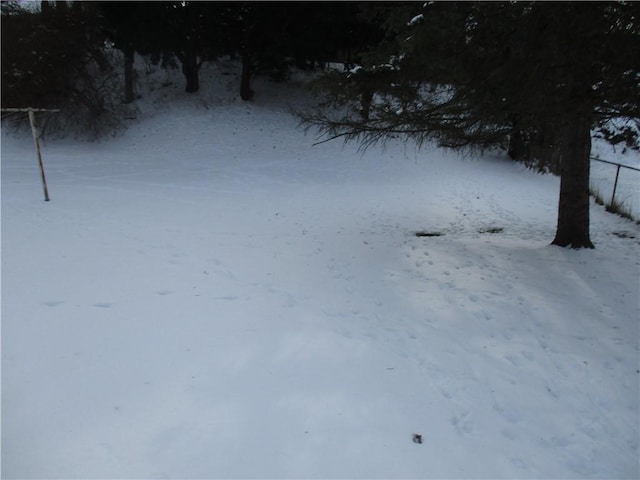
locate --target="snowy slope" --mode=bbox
[2,61,639,479]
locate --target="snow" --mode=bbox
[408,14,424,27]
[2,61,639,479]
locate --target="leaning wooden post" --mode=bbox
[27,108,50,201]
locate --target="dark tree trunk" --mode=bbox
[123,45,135,104]
[360,88,373,120]
[507,114,530,163]
[531,124,562,174]
[551,113,594,249]
[240,51,253,101]
[508,128,527,161]
[180,50,200,94]
[41,0,53,19]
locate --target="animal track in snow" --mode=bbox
[42,301,64,307]
[92,302,113,308]
[450,412,474,435]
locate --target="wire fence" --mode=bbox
[590,156,640,221]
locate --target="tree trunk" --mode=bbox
[508,128,527,161]
[531,124,561,174]
[551,114,594,249]
[360,88,373,120]
[123,45,135,104]
[507,114,530,163]
[180,50,200,94]
[41,1,53,19]
[240,51,254,101]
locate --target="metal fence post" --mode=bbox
[610,163,621,207]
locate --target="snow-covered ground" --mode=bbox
[2,61,639,479]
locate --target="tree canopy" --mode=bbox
[303,1,640,248]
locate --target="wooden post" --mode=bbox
[27,108,50,201]
[2,107,58,201]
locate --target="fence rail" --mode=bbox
[590,156,640,171]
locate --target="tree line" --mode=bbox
[2,1,639,248]
[1,1,385,108]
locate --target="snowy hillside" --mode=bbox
[2,61,639,479]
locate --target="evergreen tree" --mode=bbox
[102,2,386,101]
[2,1,125,138]
[98,1,158,103]
[99,1,222,95]
[165,1,218,93]
[214,2,385,101]
[303,1,640,249]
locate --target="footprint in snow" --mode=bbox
[450,412,474,435]
[42,301,64,307]
[92,302,112,308]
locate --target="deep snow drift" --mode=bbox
[2,62,639,479]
